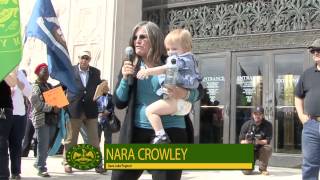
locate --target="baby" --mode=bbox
[137,29,202,144]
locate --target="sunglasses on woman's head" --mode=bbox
[133,34,147,40]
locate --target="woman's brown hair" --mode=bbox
[129,21,166,65]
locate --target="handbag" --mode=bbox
[107,114,121,133]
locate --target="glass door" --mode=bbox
[197,52,231,143]
[230,49,306,153]
[231,53,266,143]
[273,52,305,153]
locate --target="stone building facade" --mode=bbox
[19,0,320,167]
[142,0,320,167]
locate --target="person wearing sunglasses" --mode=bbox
[136,28,202,144]
[63,50,105,174]
[111,21,203,180]
[295,39,320,180]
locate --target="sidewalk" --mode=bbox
[20,155,302,180]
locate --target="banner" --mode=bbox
[105,144,254,170]
[25,0,79,94]
[0,0,22,81]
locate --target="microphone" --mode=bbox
[125,46,134,85]
[251,124,256,132]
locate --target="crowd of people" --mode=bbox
[1,20,319,180]
[0,21,203,180]
[0,49,115,179]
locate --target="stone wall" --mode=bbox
[19,0,142,89]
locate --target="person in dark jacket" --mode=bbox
[239,106,272,176]
[62,50,105,174]
[0,71,17,180]
[95,80,114,144]
[80,79,114,144]
[111,21,202,180]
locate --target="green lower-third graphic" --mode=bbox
[105,144,254,170]
[66,144,101,170]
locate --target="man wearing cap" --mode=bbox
[239,106,273,175]
[295,39,320,180]
[63,50,105,174]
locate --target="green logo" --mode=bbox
[0,0,22,81]
[66,144,102,170]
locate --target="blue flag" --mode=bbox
[48,109,68,156]
[26,0,79,94]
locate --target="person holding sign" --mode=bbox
[80,80,114,144]
[95,80,114,144]
[30,63,59,177]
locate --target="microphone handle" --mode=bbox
[127,75,133,85]
[127,56,134,86]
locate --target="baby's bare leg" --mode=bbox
[146,98,177,131]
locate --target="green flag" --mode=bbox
[0,0,22,81]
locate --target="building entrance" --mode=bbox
[198,49,308,154]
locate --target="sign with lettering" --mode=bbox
[237,76,262,105]
[105,144,253,170]
[42,86,69,108]
[203,76,225,103]
[0,0,22,81]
